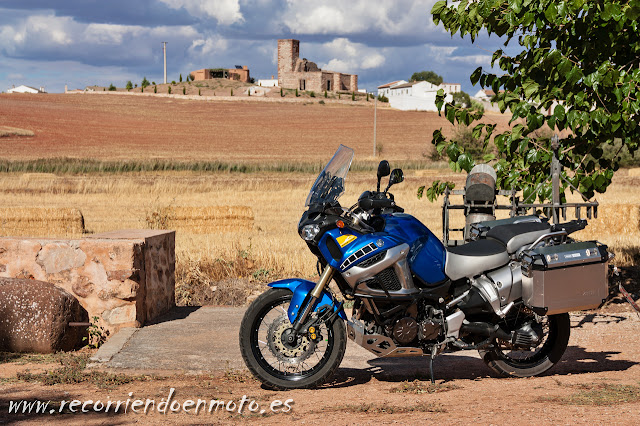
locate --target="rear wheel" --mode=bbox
[239,288,346,390]
[479,312,570,377]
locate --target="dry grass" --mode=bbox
[540,382,640,406]
[147,206,254,234]
[0,207,85,238]
[0,126,34,137]
[627,168,640,177]
[0,169,637,304]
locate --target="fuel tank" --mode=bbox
[317,213,446,286]
[384,214,447,285]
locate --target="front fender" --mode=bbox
[268,278,347,323]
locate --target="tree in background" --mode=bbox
[452,91,471,108]
[141,77,150,89]
[108,83,116,91]
[422,0,640,203]
[179,74,183,83]
[125,81,133,91]
[410,70,443,85]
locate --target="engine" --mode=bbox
[384,303,444,346]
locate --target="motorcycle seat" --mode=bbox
[485,222,551,254]
[445,239,509,281]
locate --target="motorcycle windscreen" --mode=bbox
[305,144,354,207]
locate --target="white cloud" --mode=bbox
[449,54,492,66]
[188,35,228,56]
[319,38,385,72]
[280,0,440,36]
[158,0,243,25]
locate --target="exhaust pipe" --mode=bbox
[460,322,513,342]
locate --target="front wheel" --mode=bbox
[479,313,570,377]
[239,288,346,390]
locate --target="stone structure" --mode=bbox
[277,39,358,93]
[191,66,251,83]
[0,278,89,353]
[0,230,175,337]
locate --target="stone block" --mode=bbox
[0,277,89,353]
[0,230,175,339]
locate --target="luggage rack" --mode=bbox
[442,135,599,246]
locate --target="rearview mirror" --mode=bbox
[389,168,404,186]
[377,160,391,179]
[385,168,404,192]
[376,160,390,192]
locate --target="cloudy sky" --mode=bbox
[0,0,504,93]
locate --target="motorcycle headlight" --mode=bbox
[301,224,320,241]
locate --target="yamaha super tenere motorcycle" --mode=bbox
[239,145,611,389]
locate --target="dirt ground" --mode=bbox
[1,307,639,425]
[0,93,513,162]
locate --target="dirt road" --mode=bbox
[1,306,639,425]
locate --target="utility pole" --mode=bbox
[162,42,168,84]
[373,92,377,157]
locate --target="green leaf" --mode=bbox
[470,67,483,86]
[431,0,447,15]
[553,104,566,122]
[457,152,474,172]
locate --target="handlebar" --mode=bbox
[358,197,394,210]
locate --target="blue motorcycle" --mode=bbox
[239,145,610,389]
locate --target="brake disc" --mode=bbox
[267,314,316,364]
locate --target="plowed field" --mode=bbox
[0,93,513,162]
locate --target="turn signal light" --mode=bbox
[336,220,345,228]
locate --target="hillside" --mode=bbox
[0,93,514,162]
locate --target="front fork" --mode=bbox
[290,265,335,337]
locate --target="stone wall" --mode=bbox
[0,230,175,336]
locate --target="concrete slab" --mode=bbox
[100,306,486,381]
[90,327,137,363]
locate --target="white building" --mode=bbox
[257,79,278,87]
[473,89,495,101]
[7,85,46,94]
[377,80,407,98]
[378,80,454,111]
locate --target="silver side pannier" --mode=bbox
[521,241,610,315]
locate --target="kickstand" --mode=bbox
[428,346,437,384]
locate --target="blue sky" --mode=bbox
[0,1,504,93]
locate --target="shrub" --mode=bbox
[168,86,171,94]
[141,77,150,88]
[339,93,341,99]
[182,87,185,95]
[134,84,138,88]
[324,90,328,98]
[125,81,133,90]
[470,99,485,114]
[454,124,484,160]
[280,88,284,97]
[352,92,355,101]
[230,88,233,96]
[108,84,116,91]
[198,89,201,96]
[154,85,157,93]
[152,81,156,85]
[377,94,389,102]
[171,80,176,85]
[295,88,299,97]
[309,91,315,97]
[319,100,325,105]
[141,87,143,93]
[179,74,182,82]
